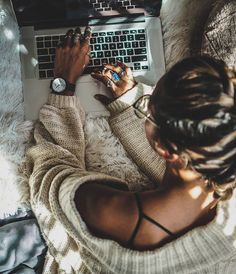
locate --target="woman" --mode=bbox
[25,28,236,273]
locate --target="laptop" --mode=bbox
[11,0,165,120]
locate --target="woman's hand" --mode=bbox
[91,61,137,98]
[54,27,92,84]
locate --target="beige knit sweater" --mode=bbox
[25,83,236,273]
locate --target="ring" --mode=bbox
[74,33,81,43]
[106,79,113,88]
[119,70,126,78]
[111,72,121,82]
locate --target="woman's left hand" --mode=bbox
[54,26,92,84]
[91,61,137,98]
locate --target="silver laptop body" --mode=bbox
[11,0,165,120]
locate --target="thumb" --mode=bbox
[94,94,113,106]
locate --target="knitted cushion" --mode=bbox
[201,0,236,67]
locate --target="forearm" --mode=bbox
[106,83,166,186]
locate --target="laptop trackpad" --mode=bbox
[76,77,111,114]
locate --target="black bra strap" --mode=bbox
[127,193,143,247]
[127,193,174,247]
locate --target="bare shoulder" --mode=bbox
[74,182,138,245]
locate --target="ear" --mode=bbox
[153,141,179,162]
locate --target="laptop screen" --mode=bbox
[12,0,162,27]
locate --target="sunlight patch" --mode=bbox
[4,28,14,40]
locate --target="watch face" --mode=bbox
[52,78,66,93]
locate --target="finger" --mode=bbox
[91,72,116,89]
[73,27,82,47]
[83,26,92,44]
[103,63,123,74]
[64,29,74,48]
[115,61,133,78]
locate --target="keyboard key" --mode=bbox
[52,40,58,47]
[91,52,96,58]
[38,56,50,62]
[142,66,149,70]
[119,49,126,56]
[138,29,145,33]
[123,1,130,6]
[134,62,141,67]
[105,36,112,43]
[116,57,123,62]
[127,35,134,41]
[36,37,43,41]
[124,42,131,48]
[97,37,104,43]
[97,51,104,58]
[124,56,131,63]
[45,41,52,48]
[97,8,103,11]
[39,70,46,78]
[37,49,48,55]
[112,36,119,42]
[92,33,98,37]
[94,3,101,8]
[139,41,146,47]
[51,55,55,62]
[132,41,139,48]
[52,35,59,40]
[117,43,123,49]
[115,31,122,35]
[131,55,147,62]
[134,66,141,71]
[44,36,51,40]
[109,43,116,50]
[37,42,44,50]
[94,59,101,66]
[120,36,127,42]
[99,32,106,36]
[107,31,114,35]
[122,30,129,34]
[101,58,109,64]
[109,58,116,64]
[90,38,97,44]
[95,44,101,50]
[135,34,145,40]
[134,48,147,55]
[49,48,56,54]
[105,51,111,57]
[127,49,134,55]
[39,62,54,70]
[47,70,54,78]
[102,44,109,50]
[130,30,137,34]
[112,50,119,57]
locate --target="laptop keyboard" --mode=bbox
[89,0,142,12]
[36,28,149,79]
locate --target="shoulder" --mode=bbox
[74,182,138,245]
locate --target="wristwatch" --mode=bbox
[50,77,76,93]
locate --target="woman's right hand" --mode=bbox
[91,61,137,98]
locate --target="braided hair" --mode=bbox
[150,55,236,200]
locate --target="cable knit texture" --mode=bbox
[25,88,236,273]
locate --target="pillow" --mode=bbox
[201,0,236,67]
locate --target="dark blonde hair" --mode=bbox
[150,55,236,200]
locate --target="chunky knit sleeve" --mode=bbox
[26,94,86,200]
[106,83,166,185]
